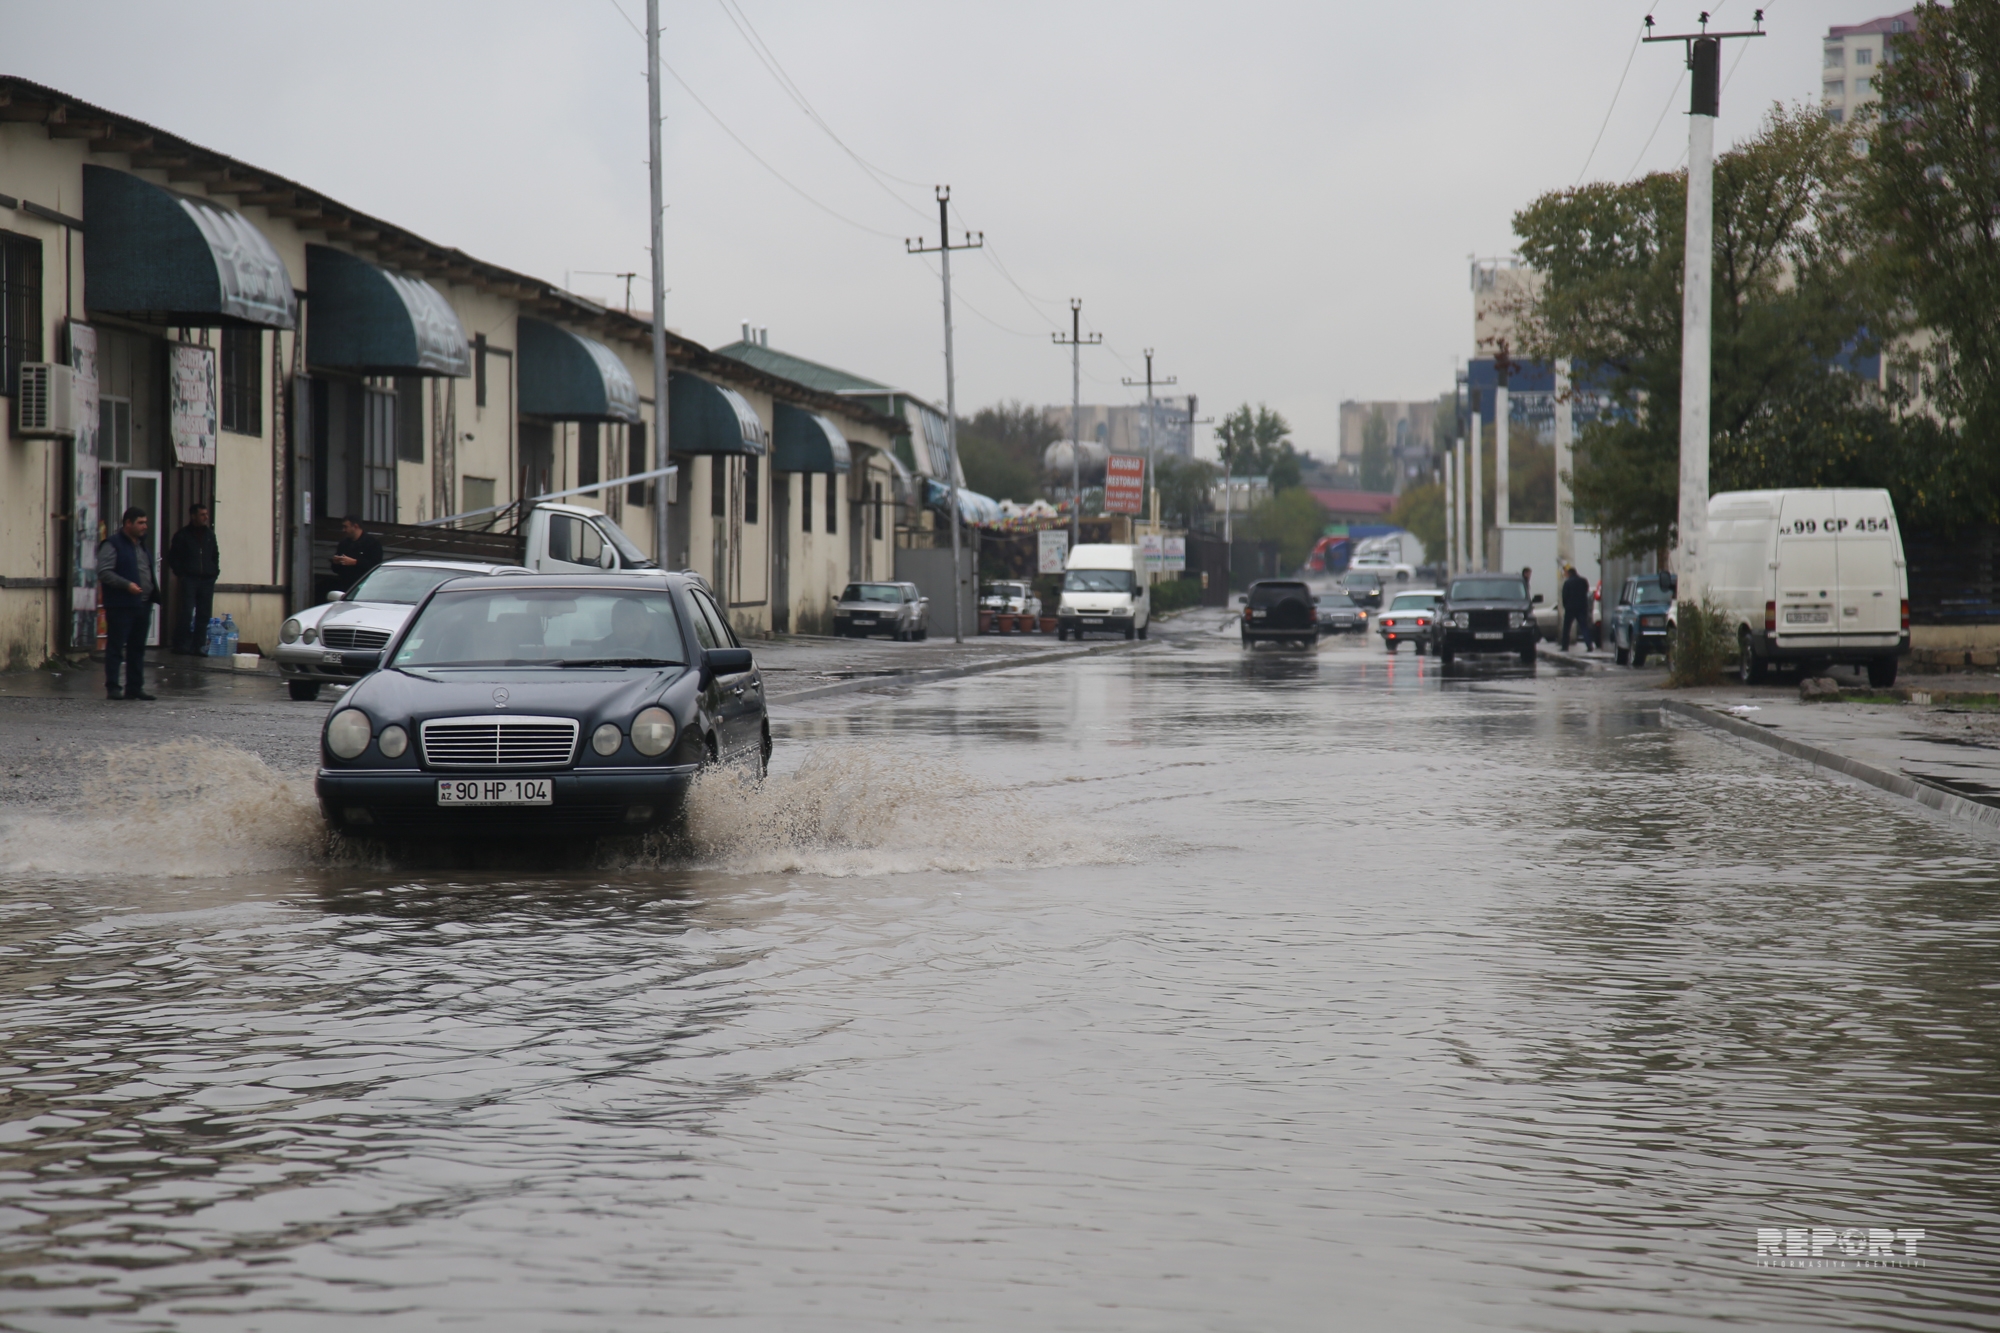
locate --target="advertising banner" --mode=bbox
[1164,536,1186,573]
[1141,533,1164,571]
[1037,528,1069,574]
[169,342,217,466]
[68,322,100,649]
[1104,453,1144,515]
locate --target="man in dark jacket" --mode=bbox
[1560,564,1594,651]
[167,503,221,654]
[96,506,158,700]
[331,516,383,593]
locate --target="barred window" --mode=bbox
[0,232,43,399]
[220,327,261,435]
[745,456,759,524]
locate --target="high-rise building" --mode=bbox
[1822,10,1915,125]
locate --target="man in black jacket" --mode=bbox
[1560,565,1594,651]
[96,507,158,700]
[167,503,220,654]
[331,516,383,593]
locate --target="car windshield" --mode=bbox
[1249,583,1312,606]
[1065,569,1135,593]
[1318,593,1356,608]
[1388,593,1437,611]
[1631,579,1671,602]
[598,521,654,569]
[1450,578,1526,600]
[842,583,902,603]
[393,588,688,668]
[984,584,1027,598]
[347,565,475,605]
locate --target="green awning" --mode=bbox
[518,317,639,422]
[772,402,851,474]
[82,165,297,329]
[669,372,766,456]
[305,245,469,376]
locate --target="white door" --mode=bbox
[1834,489,1902,645]
[120,470,164,646]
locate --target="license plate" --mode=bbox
[853,616,875,623]
[1082,617,1104,624]
[1786,609,1830,624]
[1475,631,1502,640]
[322,651,344,666]
[437,779,551,806]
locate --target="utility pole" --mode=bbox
[1469,401,1484,570]
[1554,357,1574,573]
[1645,10,1764,603]
[906,187,982,642]
[645,0,670,568]
[1493,340,1513,534]
[1444,448,1458,580]
[1122,351,1177,543]
[1052,300,1101,551]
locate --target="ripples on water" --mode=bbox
[0,647,1995,1330]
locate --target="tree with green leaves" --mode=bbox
[1154,454,1219,530]
[1513,106,1905,555]
[1238,487,1327,570]
[955,399,1061,503]
[1215,403,1306,492]
[1360,410,1392,492]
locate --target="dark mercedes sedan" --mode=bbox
[314,572,766,841]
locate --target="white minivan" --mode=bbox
[1058,543,1149,641]
[1706,488,1908,686]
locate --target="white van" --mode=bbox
[1706,488,1908,686]
[1058,543,1149,641]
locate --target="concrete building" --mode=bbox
[1823,10,1915,125]
[0,76,901,665]
[1336,399,1439,490]
[1041,398,1193,461]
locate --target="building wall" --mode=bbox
[1822,10,1915,125]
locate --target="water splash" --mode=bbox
[0,739,328,877]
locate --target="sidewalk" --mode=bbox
[1663,682,2000,832]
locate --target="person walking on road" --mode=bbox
[1560,564,1594,652]
[167,502,220,655]
[331,516,383,593]
[97,506,158,700]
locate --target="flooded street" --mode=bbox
[2,627,1997,1330]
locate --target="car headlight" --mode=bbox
[1451,612,1468,628]
[303,626,319,645]
[281,618,302,644]
[326,709,372,760]
[377,724,409,759]
[592,722,623,756]
[1509,612,1528,629]
[631,706,675,757]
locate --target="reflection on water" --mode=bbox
[0,641,1996,1330]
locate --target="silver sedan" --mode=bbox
[833,581,929,640]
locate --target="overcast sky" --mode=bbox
[9,0,1901,459]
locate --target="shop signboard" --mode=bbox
[1038,528,1069,574]
[1142,533,1164,571]
[68,322,99,649]
[1104,453,1144,515]
[1164,536,1186,573]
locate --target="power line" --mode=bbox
[1575,12,1649,185]
[1627,69,1686,178]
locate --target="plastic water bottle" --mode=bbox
[222,615,240,658]
[205,617,224,657]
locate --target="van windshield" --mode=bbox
[1065,569,1135,593]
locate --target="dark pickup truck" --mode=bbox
[1435,573,1542,666]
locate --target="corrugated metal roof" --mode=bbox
[712,340,890,395]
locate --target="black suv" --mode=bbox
[1239,580,1319,648]
[1434,573,1541,666]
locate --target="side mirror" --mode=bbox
[342,649,382,673]
[1532,593,1546,605]
[326,590,345,602]
[1237,594,1248,605]
[599,547,617,570]
[704,646,754,678]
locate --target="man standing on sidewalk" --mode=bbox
[167,502,220,655]
[1560,564,1594,652]
[97,506,158,700]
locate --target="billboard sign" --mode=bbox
[1104,453,1144,514]
[1037,528,1069,574]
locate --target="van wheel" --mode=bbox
[288,681,321,701]
[1868,656,1898,688]
[1738,630,1767,684]
[1125,624,1136,640]
[1137,623,1148,640]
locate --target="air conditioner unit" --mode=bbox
[16,363,78,438]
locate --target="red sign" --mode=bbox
[1104,453,1145,515]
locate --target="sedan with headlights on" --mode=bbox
[314,572,766,842]
[1314,589,1368,635]
[1377,589,1442,653]
[276,559,525,701]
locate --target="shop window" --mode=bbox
[873,480,883,539]
[395,376,424,463]
[474,333,487,407]
[745,456,759,524]
[462,475,495,516]
[99,396,132,465]
[579,421,600,489]
[711,456,727,516]
[825,472,837,535]
[802,472,813,532]
[0,232,43,399]
[627,420,649,506]
[219,328,261,435]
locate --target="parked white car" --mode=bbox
[276,559,526,700]
[979,580,1042,617]
[1349,553,1414,581]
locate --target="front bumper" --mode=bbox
[316,765,701,836]
[1440,628,1539,654]
[1062,611,1134,632]
[276,646,388,684]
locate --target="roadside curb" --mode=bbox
[1536,642,1616,670]
[1660,698,2000,833]
[767,639,1147,707]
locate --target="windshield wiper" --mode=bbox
[551,657,682,668]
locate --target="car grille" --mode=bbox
[420,715,579,768]
[1468,610,1508,633]
[321,627,392,650]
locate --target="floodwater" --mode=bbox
[2,626,1997,1331]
